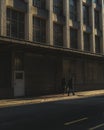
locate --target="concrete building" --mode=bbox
[0,0,104,98]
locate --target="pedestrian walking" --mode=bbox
[67,77,75,96]
[61,78,67,94]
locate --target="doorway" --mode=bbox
[14,71,25,97]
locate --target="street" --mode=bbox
[0,95,104,130]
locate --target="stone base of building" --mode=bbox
[0,44,104,99]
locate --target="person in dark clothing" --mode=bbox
[67,77,75,96]
[61,78,66,94]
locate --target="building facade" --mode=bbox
[0,0,104,98]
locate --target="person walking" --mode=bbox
[61,78,66,94]
[67,77,75,96]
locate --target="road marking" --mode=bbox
[89,123,104,130]
[64,117,88,126]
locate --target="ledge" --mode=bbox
[0,36,104,59]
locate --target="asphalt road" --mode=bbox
[0,95,104,130]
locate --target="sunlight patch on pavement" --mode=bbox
[89,123,104,130]
[64,117,88,126]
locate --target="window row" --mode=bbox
[33,0,100,24]
[71,0,100,29]
[6,8,101,54]
[70,29,101,54]
[32,0,101,30]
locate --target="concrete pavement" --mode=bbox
[0,89,104,108]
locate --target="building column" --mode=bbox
[46,0,53,46]
[101,0,104,54]
[25,0,33,41]
[0,0,6,36]
[90,2,95,53]
[63,0,70,48]
[78,0,84,51]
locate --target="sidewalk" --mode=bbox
[0,89,104,108]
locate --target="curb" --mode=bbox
[0,90,104,108]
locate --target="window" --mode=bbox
[83,5,89,26]
[84,32,90,52]
[69,0,77,21]
[33,17,46,43]
[6,8,25,39]
[93,0,99,4]
[86,0,91,3]
[70,28,78,49]
[94,10,100,29]
[53,23,63,46]
[95,36,100,53]
[33,0,46,9]
[53,0,63,15]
